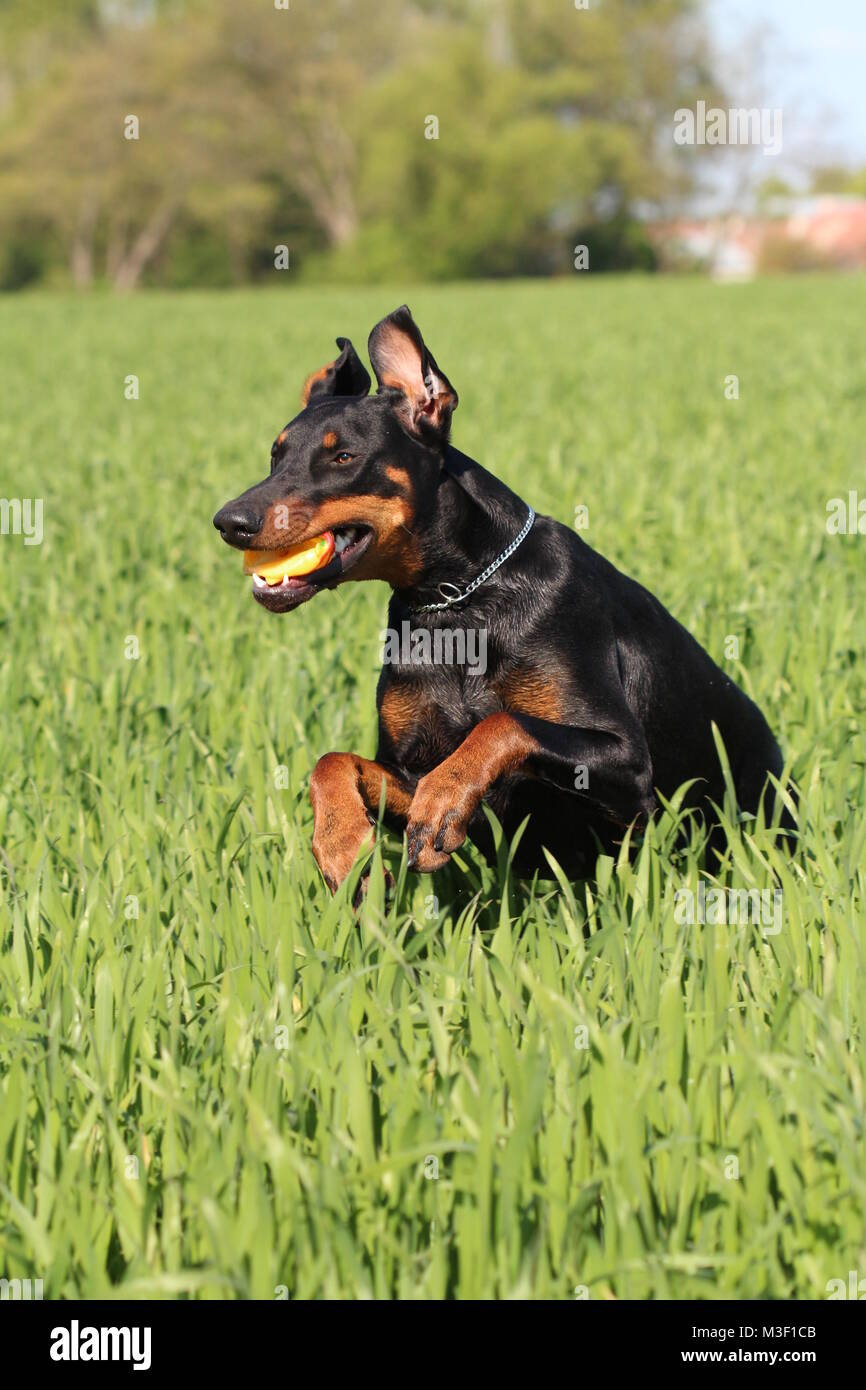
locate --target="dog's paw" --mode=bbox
[352,866,396,913]
[312,812,374,893]
[405,769,476,871]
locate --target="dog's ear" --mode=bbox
[368,306,457,443]
[302,337,371,405]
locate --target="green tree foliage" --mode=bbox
[0,0,715,288]
[810,165,866,197]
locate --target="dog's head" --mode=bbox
[213,306,457,612]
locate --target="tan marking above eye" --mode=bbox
[277,429,288,446]
[384,464,410,488]
[323,431,339,449]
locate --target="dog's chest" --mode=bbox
[379,664,499,775]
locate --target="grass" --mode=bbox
[0,275,864,1300]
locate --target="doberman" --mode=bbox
[213,306,790,892]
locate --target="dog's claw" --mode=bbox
[406,823,453,873]
[352,867,396,912]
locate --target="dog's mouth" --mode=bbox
[243,525,374,612]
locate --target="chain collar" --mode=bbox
[408,506,536,614]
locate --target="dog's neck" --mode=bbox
[393,445,531,612]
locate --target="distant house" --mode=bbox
[785,197,866,267]
[649,197,866,278]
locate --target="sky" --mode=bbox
[707,0,866,179]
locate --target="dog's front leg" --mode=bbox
[309,753,415,892]
[405,711,654,871]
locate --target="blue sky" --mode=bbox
[707,0,866,174]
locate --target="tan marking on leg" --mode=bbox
[406,713,541,871]
[309,752,412,891]
[309,753,373,891]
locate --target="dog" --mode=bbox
[214,306,790,892]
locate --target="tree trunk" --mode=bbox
[290,117,358,248]
[113,200,178,292]
[106,212,130,283]
[71,198,98,288]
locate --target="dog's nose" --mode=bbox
[213,502,263,548]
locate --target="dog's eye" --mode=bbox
[334,451,354,463]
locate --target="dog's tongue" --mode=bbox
[243,532,335,584]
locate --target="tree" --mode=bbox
[324,0,715,280]
[0,15,272,288]
[811,165,866,197]
[0,0,720,287]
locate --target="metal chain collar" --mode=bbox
[409,506,536,614]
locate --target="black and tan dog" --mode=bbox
[214,306,789,891]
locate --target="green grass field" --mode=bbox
[1,277,864,1299]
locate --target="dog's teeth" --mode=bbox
[253,574,266,589]
[334,530,352,554]
[281,575,290,587]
